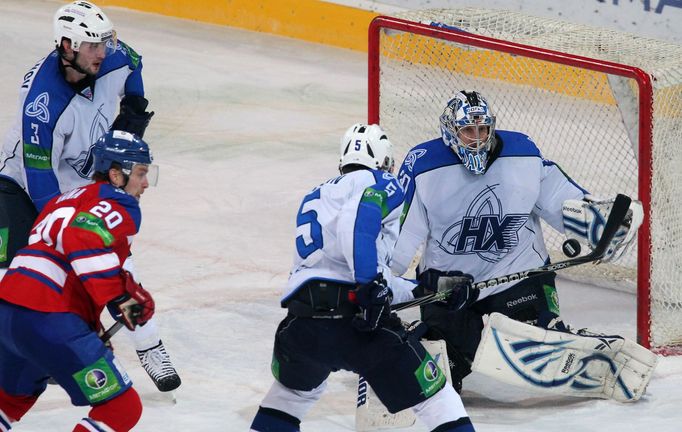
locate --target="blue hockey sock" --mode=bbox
[250,406,300,432]
[431,417,475,432]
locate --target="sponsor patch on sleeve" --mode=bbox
[70,212,114,246]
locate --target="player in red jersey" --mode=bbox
[0,130,157,432]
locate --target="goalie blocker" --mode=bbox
[472,313,657,402]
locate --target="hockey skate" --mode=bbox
[137,340,181,392]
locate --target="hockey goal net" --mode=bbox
[368,9,682,352]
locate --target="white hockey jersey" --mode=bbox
[283,169,417,306]
[0,41,145,211]
[391,131,587,300]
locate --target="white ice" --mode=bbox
[1,1,681,431]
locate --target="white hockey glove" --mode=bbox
[562,195,643,263]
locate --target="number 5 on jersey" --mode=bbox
[295,188,323,259]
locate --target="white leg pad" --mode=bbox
[472,313,658,402]
[260,380,326,421]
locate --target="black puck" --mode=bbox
[562,238,581,257]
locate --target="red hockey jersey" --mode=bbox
[0,181,141,327]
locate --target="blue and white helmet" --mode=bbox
[339,123,394,173]
[93,130,157,184]
[440,90,496,175]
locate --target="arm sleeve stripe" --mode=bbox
[78,267,121,282]
[9,255,67,287]
[6,267,64,294]
[67,248,114,260]
[18,249,71,272]
[71,252,120,276]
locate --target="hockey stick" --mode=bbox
[392,194,632,312]
[101,321,124,343]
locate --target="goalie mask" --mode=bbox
[54,1,117,57]
[440,90,497,175]
[339,123,395,173]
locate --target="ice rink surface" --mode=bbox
[1,1,682,431]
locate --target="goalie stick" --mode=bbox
[392,194,633,312]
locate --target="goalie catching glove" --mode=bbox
[414,269,478,312]
[107,270,155,331]
[562,194,643,263]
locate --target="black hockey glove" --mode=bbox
[111,95,155,138]
[349,274,393,332]
[415,269,478,312]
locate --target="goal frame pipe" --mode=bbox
[368,16,654,349]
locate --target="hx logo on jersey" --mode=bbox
[438,185,528,263]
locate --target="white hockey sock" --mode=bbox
[123,316,161,351]
[75,418,115,432]
[412,385,469,431]
[260,380,326,421]
[0,409,12,432]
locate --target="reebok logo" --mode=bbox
[561,353,576,374]
[506,294,538,309]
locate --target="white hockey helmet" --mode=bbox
[53,1,116,52]
[339,123,394,173]
[440,90,497,175]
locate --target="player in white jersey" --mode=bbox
[391,90,640,393]
[0,1,179,393]
[250,124,476,432]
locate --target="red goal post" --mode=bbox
[367,10,682,352]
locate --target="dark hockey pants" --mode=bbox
[420,272,560,389]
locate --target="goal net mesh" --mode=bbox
[373,8,682,350]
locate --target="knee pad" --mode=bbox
[0,387,38,422]
[79,387,142,432]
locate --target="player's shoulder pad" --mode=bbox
[97,183,142,232]
[362,169,404,217]
[21,52,73,127]
[400,137,460,178]
[100,39,143,75]
[496,130,542,158]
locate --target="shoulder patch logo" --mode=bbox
[404,149,427,172]
[24,92,50,123]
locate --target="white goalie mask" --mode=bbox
[440,90,497,175]
[339,123,395,173]
[54,1,117,55]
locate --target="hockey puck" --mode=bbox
[562,238,581,257]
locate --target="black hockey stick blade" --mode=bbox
[392,194,632,312]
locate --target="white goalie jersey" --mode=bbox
[282,169,417,306]
[391,131,587,300]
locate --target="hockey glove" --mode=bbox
[416,269,478,312]
[349,274,393,332]
[111,95,155,138]
[107,270,155,331]
[562,195,643,263]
